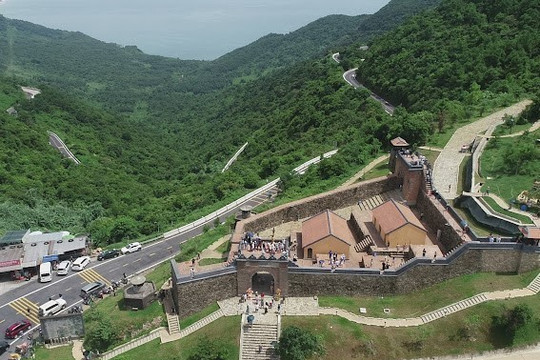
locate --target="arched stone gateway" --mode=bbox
[251,272,275,294]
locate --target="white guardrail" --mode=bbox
[163,149,338,239]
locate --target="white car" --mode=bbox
[39,297,67,316]
[56,260,71,275]
[121,242,142,254]
[71,256,91,271]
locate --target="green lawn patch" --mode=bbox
[215,239,231,256]
[492,123,532,136]
[318,270,539,318]
[419,149,441,166]
[360,162,391,181]
[479,130,540,204]
[144,261,172,289]
[481,197,534,224]
[34,345,75,360]
[284,293,540,360]
[180,302,220,329]
[199,258,225,266]
[114,316,241,360]
[84,291,165,348]
[176,225,230,263]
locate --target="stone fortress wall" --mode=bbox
[172,155,540,318]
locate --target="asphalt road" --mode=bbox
[48,131,81,164]
[0,184,277,357]
[342,68,395,115]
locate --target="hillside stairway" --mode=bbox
[420,293,488,324]
[240,313,280,360]
[526,272,540,294]
[166,313,181,335]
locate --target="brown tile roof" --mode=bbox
[301,210,354,247]
[520,227,540,240]
[372,199,426,235]
[390,137,409,147]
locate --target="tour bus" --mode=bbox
[39,262,52,283]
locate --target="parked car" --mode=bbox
[38,297,67,317]
[121,242,142,254]
[56,260,71,275]
[80,281,106,298]
[71,256,91,271]
[0,340,8,354]
[97,249,120,261]
[5,320,31,339]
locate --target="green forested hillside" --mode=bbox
[1,0,537,244]
[354,0,540,112]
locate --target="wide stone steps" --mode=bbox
[166,313,181,335]
[241,323,279,360]
[178,309,224,338]
[420,293,488,324]
[526,273,540,294]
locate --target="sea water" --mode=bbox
[0,0,389,60]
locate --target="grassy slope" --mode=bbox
[114,316,241,360]
[319,270,539,318]
[283,293,540,360]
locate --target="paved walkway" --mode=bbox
[433,100,532,200]
[498,119,540,138]
[340,154,390,188]
[486,194,539,226]
[413,343,540,360]
[98,270,540,359]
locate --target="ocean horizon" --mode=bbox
[0,0,390,60]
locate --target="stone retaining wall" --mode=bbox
[416,190,463,252]
[288,246,539,297]
[232,176,400,244]
[172,269,237,318]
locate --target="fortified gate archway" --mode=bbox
[251,272,274,294]
[236,257,289,296]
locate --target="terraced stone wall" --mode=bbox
[172,268,237,318]
[289,246,540,297]
[233,176,400,244]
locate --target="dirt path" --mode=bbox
[340,154,389,188]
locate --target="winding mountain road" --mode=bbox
[342,68,395,115]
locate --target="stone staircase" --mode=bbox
[354,235,374,253]
[166,313,181,335]
[421,293,488,324]
[357,190,403,211]
[172,309,224,340]
[241,322,279,360]
[526,272,540,294]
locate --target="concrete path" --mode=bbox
[99,272,540,359]
[432,100,532,200]
[340,154,390,188]
[498,119,540,138]
[413,344,540,360]
[71,340,84,360]
[486,194,539,226]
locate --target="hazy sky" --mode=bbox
[0,0,391,59]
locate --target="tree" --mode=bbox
[187,336,230,360]
[491,304,539,346]
[276,326,324,360]
[84,310,120,353]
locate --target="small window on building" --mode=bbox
[307,248,313,258]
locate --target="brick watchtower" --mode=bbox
[389,137,409,173]
[390,137,425,205]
